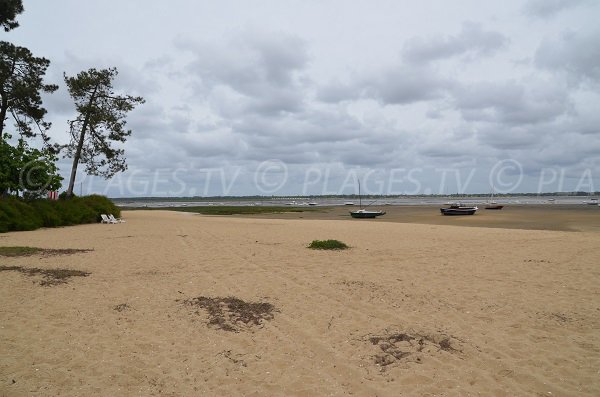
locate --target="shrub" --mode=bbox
[0,195,120,232]
[307,239,349,250]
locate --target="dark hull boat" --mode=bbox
[440,206,477,216]
[349,179,385,219]
[485,186,504,210]
[484,205,504,210]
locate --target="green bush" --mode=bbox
[307,239,349,250]
[0,195,121,232]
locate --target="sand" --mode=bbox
[245,204,600,232]
[1,209,599,396]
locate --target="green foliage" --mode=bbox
[0,41,58,141]
[0,195,120,232]
[63,67,145,196]
[0,0,23,32]
[0,134,62,197]
[307,239,349,250]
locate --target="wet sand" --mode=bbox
[247,204,600,232]
[1,210,599,396]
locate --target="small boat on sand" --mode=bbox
[349,180,386,219]
[350,208,386,218]
[485,186,504,210]
[440,203,478,216]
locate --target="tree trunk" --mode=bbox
[65,86,98,198]
[0,91,7,145]
[65,122,88,197]
[0,56,17,146]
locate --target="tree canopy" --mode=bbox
[0,0,24,32]
[0,41,58,145]
[63,67,144,197]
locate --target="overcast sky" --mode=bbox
[6,0,600,196]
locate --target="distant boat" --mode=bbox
[350,208,386,218]
[440,203,478,216]
[349,180,385,219]
[586,198,598,205]
[308,202,318,206]
[485,186,504,210]
[344,201,355,206]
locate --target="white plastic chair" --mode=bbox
[109,214,125,223]
[101,214,117,224]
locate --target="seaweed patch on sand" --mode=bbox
[0,246,92,257]
[366,330,462,371]
[181,296,276,332]
[0,265,90,286]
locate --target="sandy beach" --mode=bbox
[1,209,599,396]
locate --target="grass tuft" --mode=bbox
[307,239,349,250]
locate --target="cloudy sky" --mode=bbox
[6,0,600,196]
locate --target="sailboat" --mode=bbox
[485,185,504,210]
[349,180,386,218]
[585,189,598,205]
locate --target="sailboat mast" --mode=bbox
[358,180,362,208]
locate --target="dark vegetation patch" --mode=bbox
[0,195,120,233]
[181,296,276,332]
[0,265,90,286]
[308,239,349,250]
[0,246,92,257]
[367,331,460,370]
[114,303,130,312]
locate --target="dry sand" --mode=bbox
[1,210,599,396]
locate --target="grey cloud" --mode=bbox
[128,103,193,141]
[535,30,600,85]
[179,30,309,116]
[317,23,507,106]
[316,80,362,103]
[368,64,451,105]
[179,131,244,159]
[452,80,571,125]
[41,87,74,116]
[232,110,365,145]
[403,22,509,64]
[529,134,600,167]
[475,125,546,150]
[523,0,591,17]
